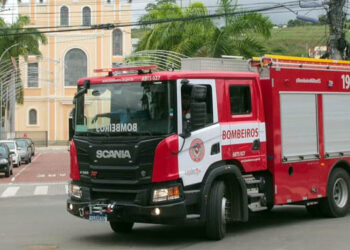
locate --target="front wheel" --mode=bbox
[110,221,134,234]
[205,180,227,240]
[320,168,350,217]
[5,167,10,177]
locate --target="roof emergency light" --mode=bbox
[94,65,158,76]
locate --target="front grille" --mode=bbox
[74,136,162,203]
[91,191,136,202]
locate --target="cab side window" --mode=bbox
[229,85,252,115]
[181,84,213,131]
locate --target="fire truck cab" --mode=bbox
[67,56,350,240]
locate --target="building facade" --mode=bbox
[15,0,131,144]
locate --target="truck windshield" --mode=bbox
[74,81,177,136]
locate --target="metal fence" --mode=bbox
[15,131,48,147]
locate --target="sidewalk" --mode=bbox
[35,146,69,153]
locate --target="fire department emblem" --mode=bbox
[189,139,205,162]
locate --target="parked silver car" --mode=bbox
[14,139,31,164]
[0,140,21,167]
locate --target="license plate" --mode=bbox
[88,214,107,222]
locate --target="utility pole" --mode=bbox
[327,0,347,59]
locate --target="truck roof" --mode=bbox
[77,71,259,86]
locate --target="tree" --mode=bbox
[0,15,47,106]
[137,2,215,56]
[209,0,273,58]
[136,0,273,58]
[0,16,47,61]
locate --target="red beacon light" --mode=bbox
[94,65,158,76]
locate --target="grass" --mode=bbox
[261,25,330,57]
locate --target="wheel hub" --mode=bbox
[333,178,349,208]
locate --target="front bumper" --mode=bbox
[67,199,187,224]
[0,164,9,172]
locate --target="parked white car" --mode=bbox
[0,140,21,167]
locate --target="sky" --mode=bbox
[131,0,326,25]
[0,0,326,25]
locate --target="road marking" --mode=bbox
[1,186,19,197]
[34,186,48,195]
[60,173,66,177]
[11,153,42,182]
[48,174,56,178]
[37,174,45,178]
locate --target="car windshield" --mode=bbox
[0,146,7,156]
[74,81,177,136]
[17,140,27,148]
[4,142,15,150]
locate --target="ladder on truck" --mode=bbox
[251,54,350,72]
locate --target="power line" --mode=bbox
[0,4,310,37]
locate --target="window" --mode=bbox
[229,85,252,115]
[112,62,122,68]
[60,6,69,26]
[112,29,123,56]
[27,63,38,88]
[64,48,87,86]
[181,84,213,131]
[82,7,91,26]
[29,109,37,125]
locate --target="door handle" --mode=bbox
[252,139,260,150]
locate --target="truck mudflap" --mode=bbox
[67,199,187,224]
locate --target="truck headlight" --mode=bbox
[152,186,180,203]
[69,184,82,199]
[0,159,8,164]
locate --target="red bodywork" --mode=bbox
[74,61,350,206]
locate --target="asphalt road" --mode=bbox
[1,194,350,250]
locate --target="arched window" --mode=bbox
[60,6,69,26]
[82,7,91,26]
[29,109,37,125]
[112,29,123,56]
[64,49,87,86]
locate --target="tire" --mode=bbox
[320,168,350,217]
[5,167,10,177]
[205,180,227,241]
[306,204,323,217]
[25,157,30,164]
[29,157,31,163]
[110,221,134,234]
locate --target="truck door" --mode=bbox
[220,79,267,172]
[177,79,222,187]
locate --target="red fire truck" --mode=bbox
[67,55,350,240]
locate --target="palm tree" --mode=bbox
[0,15,47,60]
[136,0,272,58]
[208,0,273,58]
[0,15,47,105]
[136,2,215,56]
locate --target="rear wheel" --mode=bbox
[205,180,227,240]
[320,168,350,217]
[5,167,10,177]
[110,221,134,234]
